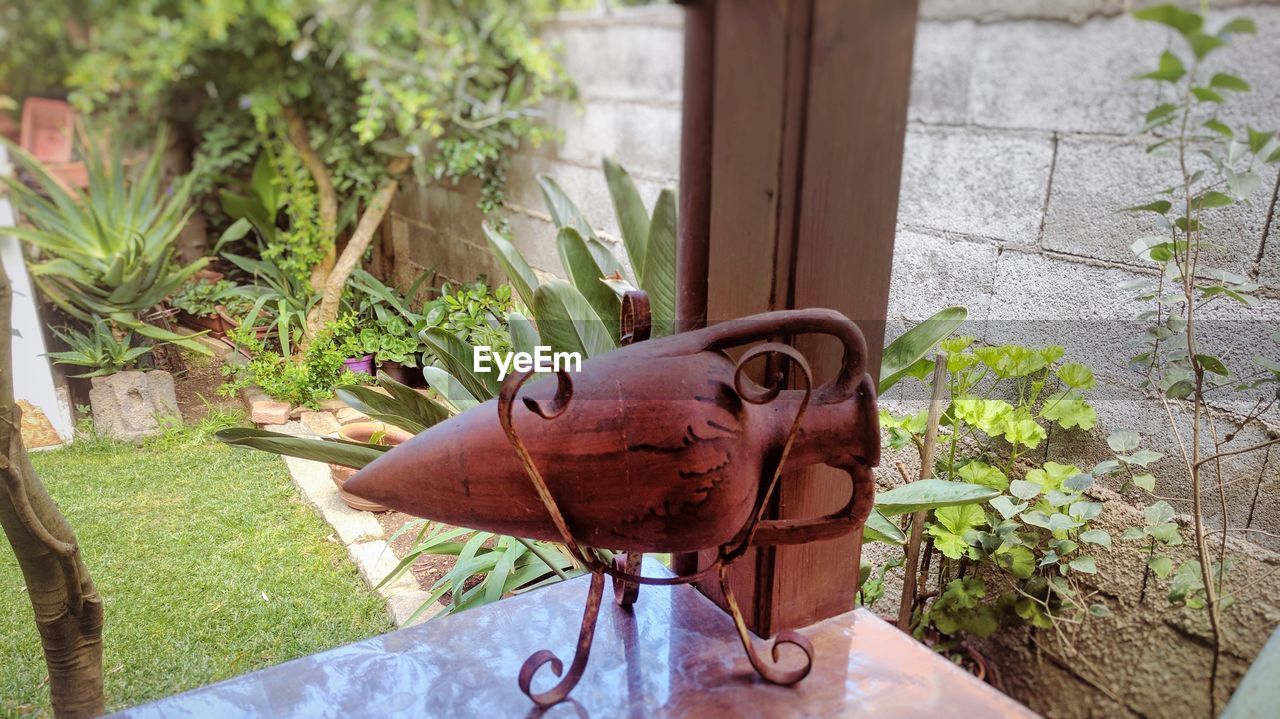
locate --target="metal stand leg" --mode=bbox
[518,569,607,708]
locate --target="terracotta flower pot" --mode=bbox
[329,422,412,512]
[377,361,419,386]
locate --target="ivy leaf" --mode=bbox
[1023,511,1082,533]
[1057,362,1096,389]
[990,495,1028,520]
[1069,556,1098,574]
[1143,501,1176,525]
[1064,474,1094,492]
[996,545,1036,579]
[1132,473,1156,492]
[958,461,1009,490]
[1027,462,1081,492]
[1080,529,1112,548]
[1136,51,1186,83]
[1107,429,1140,453]
[1148,555,1174,578]
[1009,479,1041,501]
[974,345,1053,378]
[1069,501,1103,521]
[1121,527,1147,541]
[928,526,972,560]
[1122,449,1165,468]
[1093,459,1123,476]
[1003,409,1048,448]
[935,503,987,536]
[953,396,1014,437]
[1041,391,1097,430]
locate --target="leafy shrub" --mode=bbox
[169,279,253,318]
[221,315,362,409]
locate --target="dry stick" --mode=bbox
[896,352,948,632]
[283,106,339,289]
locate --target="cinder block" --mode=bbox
[543,12,684,105]
[546,99,681,179]
[898,126,1055,243]
[909,21,975,125]
[1043,135,1273,274]
[887,229,997,325]
[969,15,1159,134]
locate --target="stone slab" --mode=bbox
[908,20,974,125]
[898,126,1055,243]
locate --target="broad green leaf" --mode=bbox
[974,345,1053,378]
[1002,409,1049,448]
[1080,529,1112,548]
[420,328,500,401]
[928,525,971,560]
[1132,473,1156,492]
[1136,51,1186,83]
[508,312,540,358]
[1149,555,1174,578]
[1188,32,1224,60]
[1064,474,1094,492]
[958,461,1008,491]
[990,495,1028,520]
[1069,556,1098,574]
[1027,462,1080,492]
[421,366,481,411]
[1203,119,1234,138]
[1069,501,1103,521]
[1122,449,1164,467]
[1121,200,1172,214]
[1133,5,1203,36]
[1192,190,1233,210]
[1009,479,1041,501]
[556,227,622,344]
[1057,362,1095,389]
[216,428,390,469]
[879,306,967,394]
[483,224,539,309]
[1041,392,1097,431]
[862,510,906,545]
[996,545,1036,579]
[1195,354,1228,376]
[953,396,1014,436]
[640,189,677,337]
[533,280,617,359]
[875,479,1000,517]
[1143,500,1176,525]
[336,373,451,435]
[1209,73,1250,92]
[935,503,987,535]
[602,157,651,280]
[1107,429,1140,453]
[1218,17,1257,36]
[536,174,595,240]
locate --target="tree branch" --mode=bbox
[282,106,339,289]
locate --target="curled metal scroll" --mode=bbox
[497,338,817,706]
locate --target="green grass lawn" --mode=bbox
[1,421,393,717]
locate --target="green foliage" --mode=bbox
[418,279,517,359]
[484,157,678,354]
[68,0,572,219]
[873,342,1126,641]
[46,320,154,378]
[170,279,254,318]
[220,315,362,408]
[879,307,968,394]
[2,132,210,353]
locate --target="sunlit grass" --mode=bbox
[1,416,392,717]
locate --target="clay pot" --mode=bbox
[330,422,412,512]
[377,361,419,386]
[177,308,235,339]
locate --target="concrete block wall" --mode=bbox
[385,3,1280,715]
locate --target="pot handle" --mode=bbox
[747,460,877,546]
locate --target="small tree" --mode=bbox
[70,0,571,337]
[0,255,104,719]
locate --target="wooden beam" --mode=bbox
[678,0,917,635]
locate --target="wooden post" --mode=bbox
[676,0,917,634]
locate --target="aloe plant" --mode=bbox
[2,132,211,353]
[46,319,156,378]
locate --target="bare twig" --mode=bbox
[897,353,948,632]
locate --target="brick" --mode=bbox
[335,407,368,425]
[250,399,290,426]
[897,126,1054,243]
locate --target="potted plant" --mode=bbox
[170,279,255,339]
[47,320,180,442]
[329,421,412,511]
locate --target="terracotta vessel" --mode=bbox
[331,422,412,512]
[345,308,880,553]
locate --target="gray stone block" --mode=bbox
[909,21,974,125]
[1043,135,1274,274]
[88,370,179,442]
[546,99,681,179]
[897,126,1055,243]
[969,16,1160,134]
[543,9,684,106]
[887,229,997,325]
